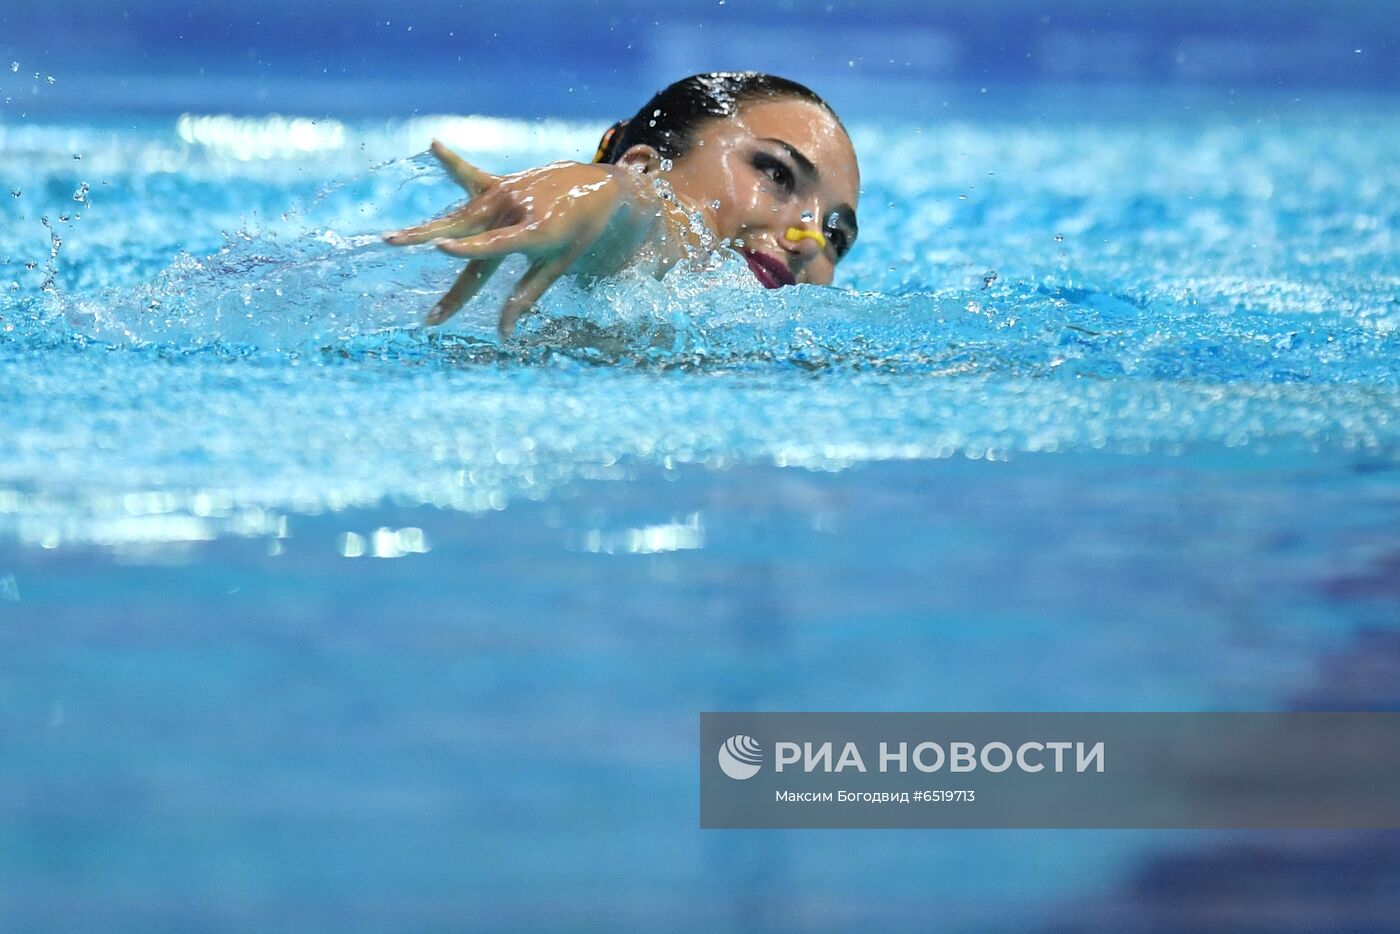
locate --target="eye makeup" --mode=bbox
[824,207,857,259]
[751,150,797,194]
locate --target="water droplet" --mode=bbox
[800,210,814,223]
[73,153,82,160]
[659,158,673,171]
[1053,233,1064,242]
[9,189,19,198]
[652,109,662,117]
[9,62,17,73]
[72,182,89,204]
[45,75,55,85]
[709,199,721,210]
[981,270,998,289]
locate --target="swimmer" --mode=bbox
[384,72,860,339]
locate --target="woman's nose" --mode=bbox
[781,224,826,257]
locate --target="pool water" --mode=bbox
[2,84,1399,929]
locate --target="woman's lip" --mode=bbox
[742,250,796,289]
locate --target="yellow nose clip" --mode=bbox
[786,227,827,249]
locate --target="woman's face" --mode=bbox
[650,98,860,288]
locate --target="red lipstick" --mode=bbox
[742,250,797,289]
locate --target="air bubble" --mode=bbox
[686,210,714,249]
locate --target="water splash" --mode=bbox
[2,111,1398,548]
[37,216,62,292]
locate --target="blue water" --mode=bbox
[3,73,1400,932]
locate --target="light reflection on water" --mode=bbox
[2,457,1398,929]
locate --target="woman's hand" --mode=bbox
[385,140,666,339]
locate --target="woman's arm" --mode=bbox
[385,140,699,339]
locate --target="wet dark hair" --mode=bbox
[593,72,839,164]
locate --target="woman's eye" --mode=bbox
[826,227,850,258]
[753,154,795,192]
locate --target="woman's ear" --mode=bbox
[616,144,663,174]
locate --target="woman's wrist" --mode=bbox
[605,164,715,277]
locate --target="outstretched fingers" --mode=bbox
[425,258,504,326]
[383,197,498,245]
[496,240,589,339]
[436,223,553,259]
[431,140,498,196]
